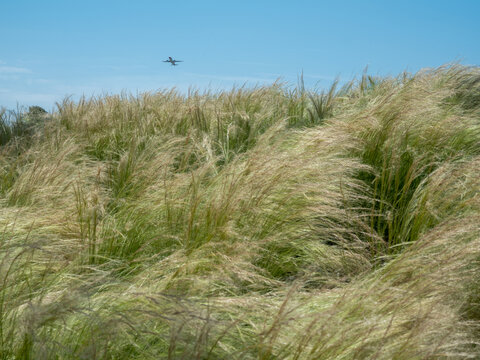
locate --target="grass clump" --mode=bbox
[0,64,479,359]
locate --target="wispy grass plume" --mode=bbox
[1,64,479,358]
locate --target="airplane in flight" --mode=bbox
[163,57,183,66]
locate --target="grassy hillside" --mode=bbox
[1,65,479,359]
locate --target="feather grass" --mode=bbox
[1,64,479,358]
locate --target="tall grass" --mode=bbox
[0,64,479,358]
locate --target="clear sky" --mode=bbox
[1,0,479,111]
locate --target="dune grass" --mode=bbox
[0,64,479,359]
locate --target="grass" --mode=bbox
[0,64,479,359]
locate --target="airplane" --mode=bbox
[163,57,183,66]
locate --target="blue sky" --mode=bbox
[1,0,479,111]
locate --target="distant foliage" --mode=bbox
[0,105,49,146]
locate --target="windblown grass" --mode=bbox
[0,64,479,359]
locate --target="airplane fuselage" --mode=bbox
[164,57,182,66]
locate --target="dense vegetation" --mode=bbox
[1,65,479,359]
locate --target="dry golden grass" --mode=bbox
[0,64,479,359]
